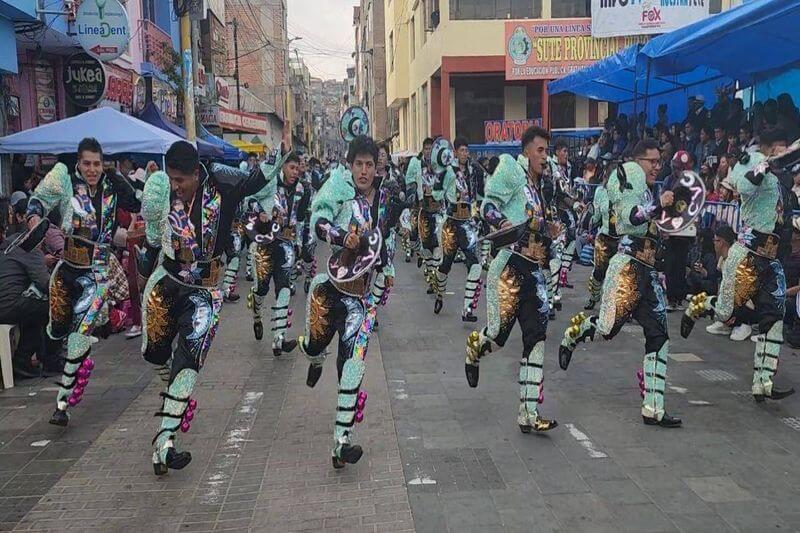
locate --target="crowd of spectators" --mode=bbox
[572,90,800,347]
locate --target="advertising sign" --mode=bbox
[505,18,647,80]
[219,107,266,134]
[63,52,108,107]
[76,0,131,61]
[484,119,543,144]
[591,0,710,38]
[34,61,57,125]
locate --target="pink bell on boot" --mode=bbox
[77,377,89,387]
[67,396,78,407]
[73,386,84,397]
[83,358,95,370]
[287,308,293,317]
[184,410,194,422]
[354,410,364,423]
[77,367,89,378]
[180,421,191,433]
[188,398,197,410]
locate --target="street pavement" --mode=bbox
[1,254,799,532]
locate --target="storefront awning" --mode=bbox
[230,140,266,154]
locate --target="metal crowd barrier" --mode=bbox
[698,201,740,231]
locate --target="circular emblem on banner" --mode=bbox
[76,0,130,61]
[431,138,454,175]
[63,52,108,107]
[508,26,532,66]
[340,106,370,142]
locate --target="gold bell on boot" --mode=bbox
[466,331,481,361]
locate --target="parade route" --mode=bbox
[1,259,799,532]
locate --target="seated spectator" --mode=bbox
[686,229,719,296]
[0,200,62,379]
[9,191,28,234]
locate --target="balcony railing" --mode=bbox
[139,19,174,72]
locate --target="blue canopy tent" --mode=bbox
[638,0,800,84]
[0,107,183,154]
[197,124,245,163]
[548,44,732,125]
[138,103,224,159]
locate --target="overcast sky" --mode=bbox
[287,0,356,81]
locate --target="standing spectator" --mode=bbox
[656,104,669,129]
[684,122,698,157]
[612,127,627,157]
[694,126,716,172]
[777,93,800,142]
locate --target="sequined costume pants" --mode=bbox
[142,266,222,465]
[222,223,245,298]
[561,254,671,420]
[587,233,618,306]
[468,250,551,425]
[436,217,482,313]
[249,239,295,347]
[418,209,441,282]
[299,275,371,458]
[688,243,786,396]
[48,260,116,412]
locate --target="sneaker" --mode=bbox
[125,325,142,339]
[730,323,753,342]
[705,322,731,336]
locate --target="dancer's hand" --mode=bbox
[660,190,674,208]
[27,215,41,231]
[500,220,513,230]
[385,276,394,289]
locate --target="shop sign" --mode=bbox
[219,107,266,134]
[76,0,130,61]
[133,74,146,114]
[216,77,230,108]
[199,104,220,126]
[484,119,542,144]
[505,18,647,80]
[104,64,134,107]
[591,0,709,38]
[34,61,57,125]
[63,52,108,107]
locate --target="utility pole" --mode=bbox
[180,6,196,141]
[233,18,241,111]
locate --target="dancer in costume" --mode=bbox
[403,138,433,267]
[243,150,308,355]
[548,138,579,311]
[222,152,259,301]
[138,139,289,475]
[584,174,618,310]
[452,138,490,270]
[25,138,139,427]
[558,139,682,428]
[434,137,483,321]
[681,128,795,402]
[464,126,558,433]
[297,135,401,468]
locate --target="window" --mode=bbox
[420,2,427,45]
[388,31,394,72]
[449,0,541,20]
[454,76,505,142]
[410,93,418,149]
[421,82,429,137]
[710,0,722,14]
[550,93,576,129]
[551,0,590,18]
[410,16,415,60]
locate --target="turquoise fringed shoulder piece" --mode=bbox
[30,162,74,232]
[405,156,421,188]
[142,171,171,248]
[482,154,527,224]
[606,162,649,238]
[310,165,355,231]
[729,152,780,233]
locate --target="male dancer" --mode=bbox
[434,137,482,320]
[548,138,579,310]
[27,138,140,427]
[297,135,400,468]
[138,137,289,475]
[464,126,558,433]
[682,128,795,402]
[404,137,434,267]
[558,140,682,428]
[244,150,308,355]
[223,152,260,301]
[454,137,491,268]
[584,174,618,310]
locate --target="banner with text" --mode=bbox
[505,18,647,80]
[591,0,710,38]
[484,119,542,144]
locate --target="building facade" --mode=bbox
[384,0,739,151]
[353,0,389,141]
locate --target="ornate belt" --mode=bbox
[278,226,296,242]
[448,202,473,220]
[64,236,106,267]
[740,229,779,260]
[163,256,224,287]
[620,235,658,267]
[510,231,549,266]
[332,276,369,298]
